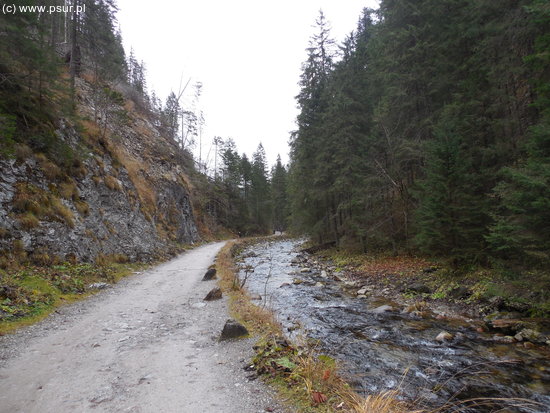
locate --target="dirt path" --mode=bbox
[0,242,287,413]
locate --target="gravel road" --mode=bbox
[0,242,288,413]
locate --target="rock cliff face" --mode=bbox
[0,79,199,263]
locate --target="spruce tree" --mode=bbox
[414,108,487,260]
[271,155,289,232]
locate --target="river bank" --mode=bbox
[235,238,550,412]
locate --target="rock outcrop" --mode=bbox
[0,78,199,263]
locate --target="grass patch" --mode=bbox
[104,175,122,191]
[15,144,33,162]
[58,180,79,200]
[0,261,148,335]
[12,182,76,229]
[17,212,40,230]
[49,197,75,228]
[35,153,64,181]
[74,200,90,216]
[323,248,434,279]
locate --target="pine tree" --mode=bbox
[160,92,180,141]
[271,155,289,232]
[249,144,271,233]
[289,10,337,241]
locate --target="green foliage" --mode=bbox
[486,1,550,265]
[288,0,547,276]
[271,155,289,232]
[414,107,488,260]
[210,139,280,236]
[0,261,145,331]
[0,114,17,158]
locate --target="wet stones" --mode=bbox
[88,282,110,290]
[204,287,222,301]
[371,304,395,314]
[220,319,249,340]
[202,268,217,281]
[356,286,370,296]
[487,318,549,345]
[492,334,516,344]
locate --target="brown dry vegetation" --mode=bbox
[80,119,102,146]
[13,182,75,229]
[109,146,156,218]
[17,213,40,230]
[103,175,122,191]
[35,153,63,181]
[15,144,33,162]
[57,180,79,200]
[74,200,90,216]
[217,241,281,336]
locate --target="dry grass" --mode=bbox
[345,390,418,413]
[15,144,33,162]
[5,239,28,266]
[104,175,122,191]
[29,248,60,266]
[12,192,43,216]
[0,227,9,239]
[81,119,102,145]
[85,229,97,240]
[17,213,40,230]
[0,255,9,270]
[74,200,90,216]
[12,183,75,229]
[58,180,79,200]
[216,241,281,336]
[39,158,63,181]
[49,198,75,228]
[104,220,117,235]
[109,147,157,218]
[70,159,88,179]
[95,253,130,266]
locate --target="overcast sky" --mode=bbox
[116,0,380,168]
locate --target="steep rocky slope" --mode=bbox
[0,78,200,265]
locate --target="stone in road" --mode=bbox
[0,242,287,413]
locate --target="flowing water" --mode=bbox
[238,239,550,412]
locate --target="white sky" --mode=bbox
[116,0,380,168]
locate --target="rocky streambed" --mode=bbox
[237,239,550,412]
